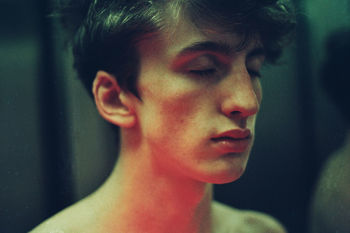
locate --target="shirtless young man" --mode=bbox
[31,0,295,232]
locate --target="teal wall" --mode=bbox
[0,1,47,232]
[305,0,350,154]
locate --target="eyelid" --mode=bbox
[246,56,264,78]
[171,51,230,71]
[186,55,219,70]
[246,55,265,67]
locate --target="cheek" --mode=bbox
[139,70,210,118]
[140,95,207,163]
[139,79,208,138]
[154,91,205,136]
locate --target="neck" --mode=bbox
[95,134,214,233]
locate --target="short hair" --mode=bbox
[55,0,296,97]
[321,28,350,124]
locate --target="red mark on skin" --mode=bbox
[170,51,231,71]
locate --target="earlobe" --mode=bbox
[93,71,137,128]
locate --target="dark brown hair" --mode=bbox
[55,0,296,96]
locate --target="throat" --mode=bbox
[96,139,215,233]
[123,182,213,233]
[97,163,214,233]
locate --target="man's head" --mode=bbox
[57,0,295,96]
[57,0,296,183]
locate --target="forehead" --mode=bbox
[137,15,263,62]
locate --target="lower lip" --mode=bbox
[211,138,251,154]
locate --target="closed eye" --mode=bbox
[189,68,217,77]
[247,69,262,78]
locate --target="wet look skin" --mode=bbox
[31,12,286,233]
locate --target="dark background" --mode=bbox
[1,0,350,232]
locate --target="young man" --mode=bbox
[31,0,295,232]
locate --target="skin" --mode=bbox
[30,14,286,233]
[309,129,350,233]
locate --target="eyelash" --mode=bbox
[248,69,262,78]
[189,68,217,77]
[189,68,262,79]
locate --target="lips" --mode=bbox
[212,129,251,140]
[211,129,252,153]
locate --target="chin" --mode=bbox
[195,161,248,184]
[208,168,246,184]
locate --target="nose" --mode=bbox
[220,68,260,118]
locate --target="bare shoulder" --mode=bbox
[29,209,74,233]
[212,201,287,233]
[29,195,98,233]
[238,209,287,233]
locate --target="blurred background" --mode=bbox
[1,0,350,232]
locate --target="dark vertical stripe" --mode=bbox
[294,1,318,187]
[37,0,74,216]
[294,1,317,232]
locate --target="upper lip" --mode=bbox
[211,129,251,140]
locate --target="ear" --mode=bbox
[92,70,137,128]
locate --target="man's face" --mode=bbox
[134,17,265,184]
